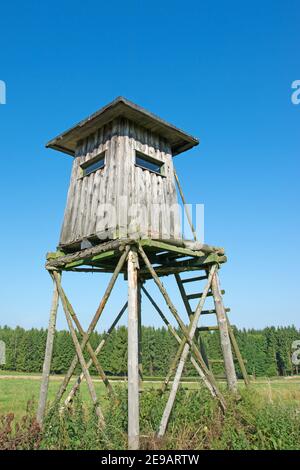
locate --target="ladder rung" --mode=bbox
[197,326,219,331]
[181,275,208,284]
[187,290,225,300]
[197,324,236,332]
[200,308,230,315]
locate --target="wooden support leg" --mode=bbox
[211,271,237,392]
[37,272,60,425]
[65,302,127,406]
[174,169,197,241]
[127,248,140,450]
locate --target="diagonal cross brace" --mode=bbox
[53,271,105,427]
[157,264,221,437]
[53,247,129,405]
[160,272,198,393]
[142,286,216,397]
[64,302,128,406]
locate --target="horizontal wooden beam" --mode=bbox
[65,250,116,269]
[197,326,219,331]
[140,239,207,258]
[198,324,236,332]
[161,255,227,269]
[46,239,227,274]
[209,358,248,364]
[46,239,135,269]
[200,308,230,315]
[181,275,208,284]
[187,290,225,300]
[65,268,115,273]
[158,239,225,255]
[139,256,226,280]
[46,250,66,259]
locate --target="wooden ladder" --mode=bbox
[175,271,250,385]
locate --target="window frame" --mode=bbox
[134,150,165,176]
[80,151,106,177]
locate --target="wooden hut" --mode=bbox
[46,97,199,250]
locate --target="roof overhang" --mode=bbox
[46,96,199,157]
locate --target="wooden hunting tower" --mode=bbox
[47,97,198,249]
[38,97,248,450]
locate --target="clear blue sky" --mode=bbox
[0,0,299,332]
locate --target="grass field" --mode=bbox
[0,372,299,420]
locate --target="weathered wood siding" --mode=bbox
[59,118,181,248]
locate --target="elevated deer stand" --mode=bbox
[37,97,248,449]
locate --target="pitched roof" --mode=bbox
[46,96,199,156]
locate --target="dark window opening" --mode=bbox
[135,151,164,175]
[81,152,105,176]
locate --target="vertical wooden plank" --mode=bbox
[84,131,99,236]
[105,119,118,236]
[127,120,136,238]
[132,121,138,237]
[160,137,170,239]
[71,138,86,241]
[59,143,82,245]
[96,123,111,239]
[127,248,140,450]
[118,119,129,238]
[166,140,181,239]
[211,271,238,392]
[142,128,150,238]
[79,135,94,238]
[37,272,60,425]
[151,132,160,239]
[89,127,103,236]
[135,124,143,237]
[174,169,196,241]
[83,152,95,237]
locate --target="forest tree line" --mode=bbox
[0,324,299,378]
